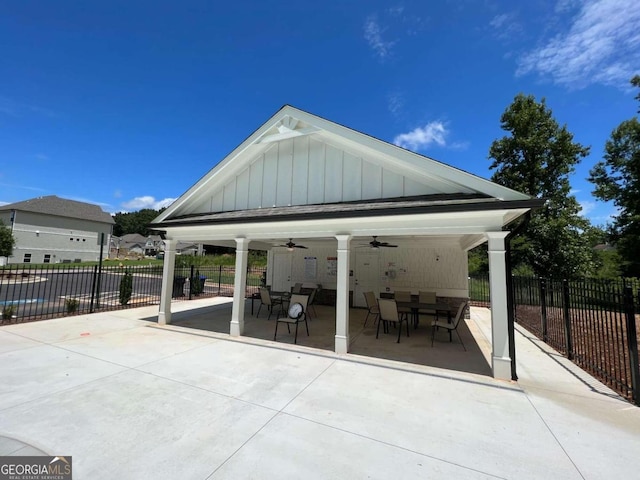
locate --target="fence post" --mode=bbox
[89,265,98,313]
[539,278,547,342]
[189,265,194,300]
[623,286,640,406]
[217,265,222,295]
[562,279,573,360]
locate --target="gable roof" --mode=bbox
[153,105,533,225]
[0,195,114,224]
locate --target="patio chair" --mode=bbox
[376,298,409,343]
[418,290,437,326]
[256,287,284,320]
[307,288,318,319]
[274,294,309,344]
[363,291,379,327]
[393,290,413,324]
[292,283,303,294]
[431,301,469,350]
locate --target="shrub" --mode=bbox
[190,269,204,296]
[119,270,133,305]
[2,304,16,320]
[65,298,79,314]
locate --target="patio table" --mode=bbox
[395,301,452,328]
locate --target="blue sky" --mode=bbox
[1,0,638,226]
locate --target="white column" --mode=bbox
[158,239,177,325]
[334,235,352,354]
[487,231,511,380]
[230,238,250,337]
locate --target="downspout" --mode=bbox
[504,211,531,381]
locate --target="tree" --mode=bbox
[589,76,640,277]
[113,208,165,237]
[489,93,592,279]
[0,220,16,258]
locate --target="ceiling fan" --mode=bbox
[279,238,308,251]
[364,236,398,249]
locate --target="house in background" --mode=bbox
[0,195,114,264]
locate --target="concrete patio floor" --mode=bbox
[1,297,639,479]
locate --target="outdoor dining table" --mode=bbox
[394,301,452,328]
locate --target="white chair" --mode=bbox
[363,291,379,327]
[376,298,410,343]
[274,294,310,344]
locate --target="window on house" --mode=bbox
[23,253,31,263]
[44,254,51,264]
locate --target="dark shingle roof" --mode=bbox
[0,195,115,224]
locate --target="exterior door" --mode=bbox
[353,251,380,307]
[271,253,293,292]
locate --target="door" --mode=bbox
[353,251,380,307]
[271,253,293,292]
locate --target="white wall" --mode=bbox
[269,244,468,298]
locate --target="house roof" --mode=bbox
[0,195,114,224]
[152,105,535,226]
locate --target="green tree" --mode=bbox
[489,93,592,279]
[113,208,165,237]
[589,76,640,277]
[0,220,16,258]
[119,270,133,305]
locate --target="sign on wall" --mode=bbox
[304,256,317,279]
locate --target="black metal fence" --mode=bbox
[469,274,640,405]
[0,263,267,323]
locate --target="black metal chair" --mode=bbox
[431,301,469,350]
[256,287,283,320]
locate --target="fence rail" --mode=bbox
[469,274,640,405]
[0,263,266,323]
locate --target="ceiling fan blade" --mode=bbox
[295,245,308,249]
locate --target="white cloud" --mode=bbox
[393,121,448,151]
[121,196,176,211]
[363,15,395,60]
[579,199,596,215]
[489,12,523,40]
[517,0,640,89]
[387,91,404,116]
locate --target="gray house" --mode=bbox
[0,195,114,264]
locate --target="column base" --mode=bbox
[230,320,243,337]
[492,355,512,380]
[158,312,171,325]
[335,335,349,354]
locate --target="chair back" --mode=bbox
[292,283,303,294]
[290,294,309,314]
[363,291,377,309]
[259,287,272,305]
[378,298,400,322]
[452,301,469,328]
[394,290,412,302]
[308,288,317,305]
[419,291,436,304]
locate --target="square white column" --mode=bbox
[334,235,352,354]
[230,238,250,337]
[158,239,177,325]
[487,231,511,380]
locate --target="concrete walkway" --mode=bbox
[1,299,639,479]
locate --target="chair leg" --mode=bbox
[294,322,299,344]
[364,311,371,327]
[456,330,467,351]
[376,318,382,339]
[257,304,263,317]
[406,317,410,338]
[274,321,279,340]
[304,318,309,336]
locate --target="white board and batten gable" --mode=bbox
[155,105,534,226]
